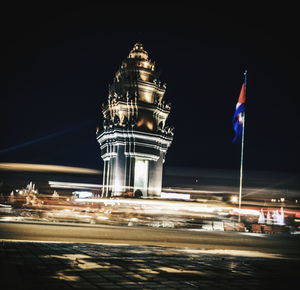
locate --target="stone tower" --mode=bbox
[97,43,174,197]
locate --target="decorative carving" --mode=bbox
[131,116,137,127]
[166,102,171,109]
[103,118,111,129]
[158,121,164,131]
[113,115,120,126]
[122,116,129,127]
[169,125,175,135]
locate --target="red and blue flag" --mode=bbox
[232,81,246,142]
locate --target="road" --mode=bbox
[1,221,300,258]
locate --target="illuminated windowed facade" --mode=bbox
[97,43,174,197]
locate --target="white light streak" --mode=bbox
[49,181,101,189]
[74,198,221,214]
[0,163,101,174]
[177,249,284,259]
[161,192,190,200]
[231,208,260,216]
[72,191,93,198]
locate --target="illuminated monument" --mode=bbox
[97,43,174,197]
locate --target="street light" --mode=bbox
[230,195,238,204]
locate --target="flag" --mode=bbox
[232,80,246,142]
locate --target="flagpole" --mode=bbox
[238,70,247,222]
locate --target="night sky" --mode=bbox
[0,2,299,174]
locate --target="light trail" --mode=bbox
[48,181,102,189]
[73,198,228,214]
[0,163,101,174]
[161,192,190,200]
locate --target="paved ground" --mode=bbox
[1,221,300,257]
[1,240,299,290]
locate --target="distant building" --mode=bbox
[97,43,174,197]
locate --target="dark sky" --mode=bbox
[0,2,299,174]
